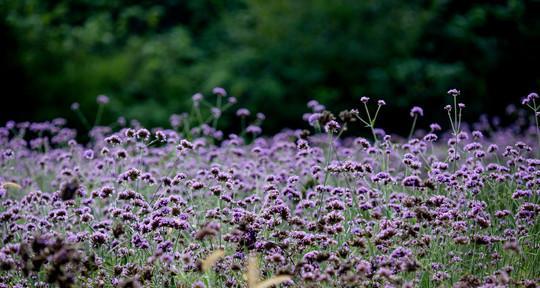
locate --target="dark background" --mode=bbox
[1,0,539,135]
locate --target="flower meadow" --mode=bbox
[1,90,540,288]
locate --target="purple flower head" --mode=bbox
[360,96,370,104]
[211,107,221,118]
[236,108,250,117]
[307,100,319,109]
[192,93,203,103]
[512,189,532,199]
[178,139,194,150]
[374,128,386,138]
[448,89,460,97]
[192,281,206,288]
[212,87,227,97]
[155,130,167,141]
[430,123,442,131]
[246,125,262,135]
[377,99,386,106]
[96,95,109,105]
[105,135,122,145]
[402,175,422,187]
[324,120,341,133]
[308,113,321,126]
[113,117,125,128]
[410,106,424,117]
[83,149,94,160]
[472,130,483,139]
[522,92,538,105]
[169,114,184,128]
[91,231,108,246]
[136,128,150,140]
[423,133,438,142]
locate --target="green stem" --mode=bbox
[316,132,334,220]
[94,104,104,127]
[212,96,223,130]
[453,95,458,130]
[74,109,91,130]
[408,115,418,139]
[533,100,540,154]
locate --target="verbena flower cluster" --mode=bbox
[0,90,539,287]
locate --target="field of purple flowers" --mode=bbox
[1,90,539,288]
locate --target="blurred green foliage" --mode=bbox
[1,0,539,133]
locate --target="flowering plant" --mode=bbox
[0,89,539,287]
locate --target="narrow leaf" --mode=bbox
[201,249,225,272]
[247,254,259,288]
[2,182,21,190]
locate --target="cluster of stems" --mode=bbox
[355,98,385,143]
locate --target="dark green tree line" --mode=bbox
[1,0,539,133]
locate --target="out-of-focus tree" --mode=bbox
[214,0,539,132]
[1,0,539,133]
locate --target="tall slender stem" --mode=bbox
[94,104,104,127]
[408,116,418,139]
